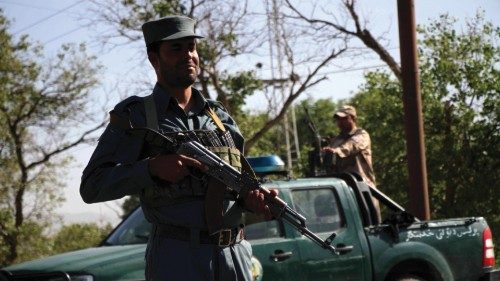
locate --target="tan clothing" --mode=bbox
[327,127,376,188]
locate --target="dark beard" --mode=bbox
[161,65,199,88]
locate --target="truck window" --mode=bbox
[105,208,151,245]
[292,188,344,233]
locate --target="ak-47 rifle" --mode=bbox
[302,105,333,176]
[127,124,339,255]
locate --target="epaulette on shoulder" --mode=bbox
[206,99,229,113]
[113,96,144,113]
[109,96,145,128]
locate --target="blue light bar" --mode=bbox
[246,155,286,174]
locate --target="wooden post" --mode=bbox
[397,0,430,220]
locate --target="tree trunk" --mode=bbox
[4,232,18,266]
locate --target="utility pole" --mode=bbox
[291,105,301,163]
[397,0,430,220]
[266,0,300,173]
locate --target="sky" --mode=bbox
[1,0,499,227]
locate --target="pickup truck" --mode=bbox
[1,156,497,281]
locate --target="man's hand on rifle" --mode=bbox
[149,154,207,183]
[244,188,279,220]
[322,146,336,154]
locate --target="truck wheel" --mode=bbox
[394,274,426,281]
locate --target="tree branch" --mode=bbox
[245,47,346,152]
[285,0,402,80]
[26,122,105,170]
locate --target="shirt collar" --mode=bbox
[152,83,208,116]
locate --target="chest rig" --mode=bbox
[140,94,242,207]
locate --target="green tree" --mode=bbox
[0,210,53,264]
[52,223,113,254]
[417,13,499,222]
[349,12,499,259]
[0,11,104,266]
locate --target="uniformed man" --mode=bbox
[80,15,276,281]
[322,105,376,188]
[321,105,380,220]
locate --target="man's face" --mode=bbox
[335,115,355,133]
[153,38,200,88]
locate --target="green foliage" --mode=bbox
[13,221,53,263]
[219,71,263,117]
[118,0,184,29]
[418,12,499,260]
[0,209,15,264]
[152,0,185,17]
[0,209,51,265]
[350,12,499,262]
[52,223,113,254]
[237,110,280,156]
[295,98,339,142]
[0,10,102,265]
[197,38,262,116]
[0,217,114,266]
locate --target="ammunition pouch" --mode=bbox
[207,146,242,172]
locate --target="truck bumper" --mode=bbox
[480,268,500,281]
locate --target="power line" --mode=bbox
[321,64,390,75]
[260,63,392,84]
[44,26,85,44]
[13,0,85,35]
[0,0,56,11]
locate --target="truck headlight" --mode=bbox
[70,275,94,281]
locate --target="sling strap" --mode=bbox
[205,107,226,132]
[203,105,230,234]
[143,94,159,130]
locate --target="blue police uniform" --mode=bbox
[81,84,253,281]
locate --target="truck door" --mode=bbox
[246,216,305,281]
[291,187,369,281]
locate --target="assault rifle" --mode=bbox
[302,105,333,176]
[128,125,339,255]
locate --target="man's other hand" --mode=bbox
[244,188,279,220]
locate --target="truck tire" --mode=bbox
[387,259,442,281]
[394,274,427,281]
